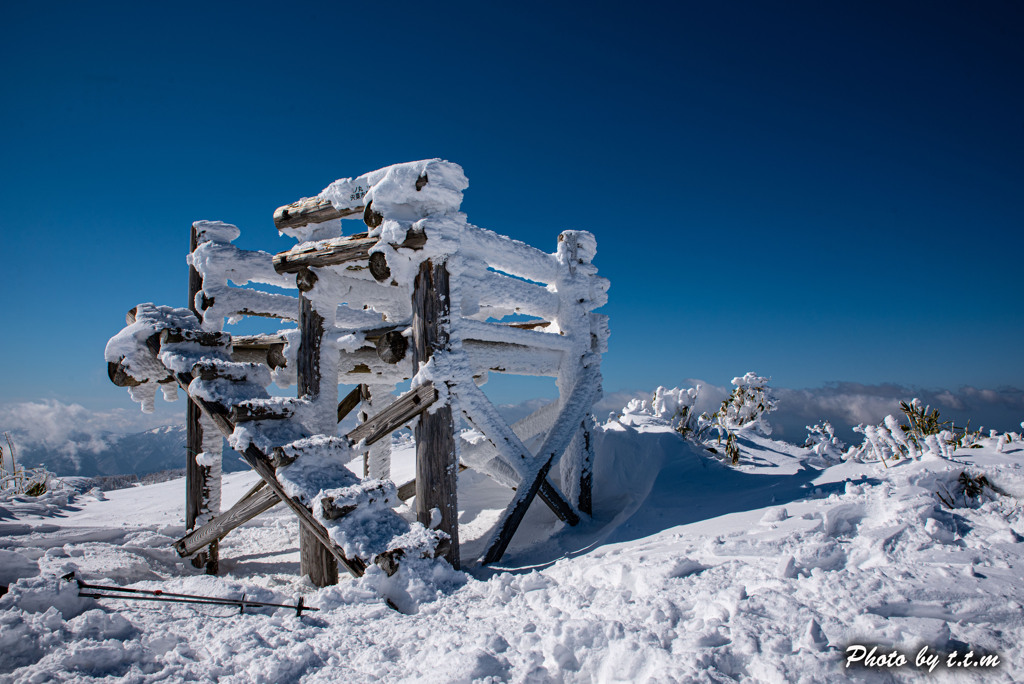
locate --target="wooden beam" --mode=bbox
[346,382,438,447]
[153,370,367,577]
[273,196,362,231]
[173,483,280,557]
[412,259,460,569]
[274,233,378,273]
[296,278,338,588]
[455,380,578,525]
[231,401,295,423]
[160,328,231,348]
[272,230,427,274]
[337,385,362,423]
[481,366,600,564]
[186,224,219,576]
[231,335,287,369]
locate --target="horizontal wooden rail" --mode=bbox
[461,224,559,285]
[273,230,427,274]
[273,197,362,231]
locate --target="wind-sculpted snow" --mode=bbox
[8,395,1024,684]
[2,408,1022,681]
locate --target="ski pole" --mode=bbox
[64,573,317,615]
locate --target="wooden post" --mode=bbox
[358,384,394,479]
[576,417,594,516]
[296,267,339,587]
[556,231,595,516]
[186,225,219,575]
[412,259,460,569]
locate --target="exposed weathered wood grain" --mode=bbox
[231,401,295,423]
[231,335,287,369]
[346,382,438,447]
[272,230,427,274]
[186,224,219,575]
[412,259,460,569]
[160,328,231,348]
[375,330,409,364]
[296,285,337,587]
[173,484,280,557]
[273,196,362,231]
[336,385,362,423]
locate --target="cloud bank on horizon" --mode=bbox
[0,400,180,467]
[3,381,1022,473]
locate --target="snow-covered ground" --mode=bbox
[2,409,1023,682]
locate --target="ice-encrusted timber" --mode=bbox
[106,159,609,590]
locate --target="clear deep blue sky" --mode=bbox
[2,1,1022,412]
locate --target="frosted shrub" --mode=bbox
[716,373,776,432]
[804,421,846,464]
[844,399,1007,465]
[651,385,702,437]
[707,373,776,464]
[619,374,776,465]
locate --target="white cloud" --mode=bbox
[0,400,181,460]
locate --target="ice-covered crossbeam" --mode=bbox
[272,231,426,275]
[272,159,468,237]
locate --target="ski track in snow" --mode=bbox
[2,416,1023,683]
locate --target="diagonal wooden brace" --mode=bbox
[480,364,601,564]
[455,380,579,526]
[171,383,438,563]
[174,483,280,557]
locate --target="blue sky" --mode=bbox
[1,2,1022,428]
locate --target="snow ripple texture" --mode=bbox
[4,408,1023,682]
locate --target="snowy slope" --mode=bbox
[2,412,1023,682]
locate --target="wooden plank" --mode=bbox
[275,233,378,273]
[272,230,427,274]
[336,385,362,423]
[232,335,288,370]
[231,401,295,423]
[273,196,362,231]
[538,480,580,526]
[412,259,460,569]
[346,382,438,447]
[173,484,280,557]
[186,224,219,575]
[160,328,231,348]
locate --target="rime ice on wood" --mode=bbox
[105,159,609,589]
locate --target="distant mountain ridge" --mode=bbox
[11,425,248,478]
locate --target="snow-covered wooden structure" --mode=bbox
[106,160,609,586]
